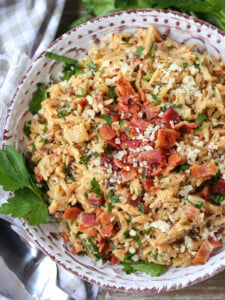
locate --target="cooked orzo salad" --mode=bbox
[26,25,225,272]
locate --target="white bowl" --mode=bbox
[3,9,225,293]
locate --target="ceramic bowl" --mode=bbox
[3,9,225,293]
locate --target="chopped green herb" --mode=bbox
[91,177,101,195]
[167,45,176,51]
[43,125,48,133]
[29,83,49,115]
[183,62,188,68]
[213,170,220,185]
[75,87,86,98]
[146,70,151,80]
[108,202,112,212]
[86,61,97,72]
[150,249,158,261]
[32,143,36,152]
[23,122,31,137]
[45,52,79,65]
[139,203,145,214]
[57,110,67,118]
[108,86,117,101]
[134,46,144,57]
[173,163,190,173]
[149,42,157,59]
[151,94,161,105]
[108,191,120,204]
[194,122,210,131]
[136,235,141,247]
[185,198,203,209]
[123,230,130,238]
[120,120,125,128]
[92,151,99,157]
[100,114,112,126]
[197,113,207,126]
[80,156,89,168]
[212,193,225,205]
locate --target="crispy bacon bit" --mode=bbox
[168,152,184,168]
[60,232,69,242]
[192,239,222,265]
[174,121,197,133]
[115,77,136,97]
[101,224,114,237]
[99,212,114,224]
[62,206,82,220]
[156,129,180,148]
[129,118,149,132]
[111,254,121,264]
[78,98,87,106]
[213,179,225,194]
[99,124,116,141]
[163,107,181,125]
[201,185,212,200]
[66,182,77,197]
[88,192,103,206]
[144,103,160,121]
[142,178,153,191]
[81,213,96,226]
[119,168,137,183]
[128,103,140,117]
[115,102,129,114]
[138,148,166,164]
[191,164,218,178]
[87,228,97,237]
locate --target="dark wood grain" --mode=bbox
[59,2,225,299]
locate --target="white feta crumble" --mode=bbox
[179,185,193,198]
[184,236,193,248]
[129,246,136,254]
[98,103,104,110]
[115,138,121,145]
[169,63,182,72]
[86,95,93,105]
[131,254,139,262]
[129,229,136,237]
[82,109,95,119]
[150,220,170,232]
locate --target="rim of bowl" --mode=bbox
[3,9,225,293]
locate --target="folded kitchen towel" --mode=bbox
[0,1,100,299]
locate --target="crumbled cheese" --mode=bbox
[169,63,182,72]
[184,236,193,248]
[129,229,136,237]
[121,63,130,74]
[129,246,136,254]
[101,61,110,68]
[82,109,95,119]
[150,220,170,232]
[115,138,121,145]
[105,77,117,85]
[144,222,151,230]
[179,185,193,198]
[131,254,139,262]
[180,245,186,253]
[98,103,104,110]
[86,95,93,105]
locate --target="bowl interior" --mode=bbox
[3,9,225,293]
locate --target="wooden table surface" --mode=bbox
[59,1,225,299]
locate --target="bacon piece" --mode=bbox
[129,118,149,132]
[163,107,181,125]
[192,240,222,265]
[121,138,141,149]
[144,103,160,121]
[78,98,87,106]
[128,103,140,117]
[201,185,212,200]
[156,129,180,148]
[88,192,103,206]
[213,179,225,194]
[115,102,129,114]
[60,232,69,242]
[81,213,96,226]
[62,206,82,220]
[107,138,121,150]
[87,228,97,237]
[119,168,137,183]
[191,164,218,178]
[66,182,77,197]
[111,254,121,264]
[168,152,183,168]
[115,77,136,97]
[142,178,153,191]
[101,224,114,237]
[99,124,116,141]
[174,121,197,133]
[138,148,166,164]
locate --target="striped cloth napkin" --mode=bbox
[0,1,100,299]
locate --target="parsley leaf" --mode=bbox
[0,146,49,225]
[108,191,119,204]
[183,62,188,68]
[212,193,225,205]
[173,163,190,173]
[134,46,144,57]
[197,113,207,126]
[86,61,97,72]
[185,198,203,209]
[91,177,101,194]
[108,86,117,101]
[100,114,112,125]
[75,87,87,98]
[29,83,49,115]
[23,121,31,137]
[139,203,145,213]
[151,94,161,105]
[194,122,210,131]
[122,260,166,276]
[57,110,67,118]
[149,42,157,59]
[80,155,89,168]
